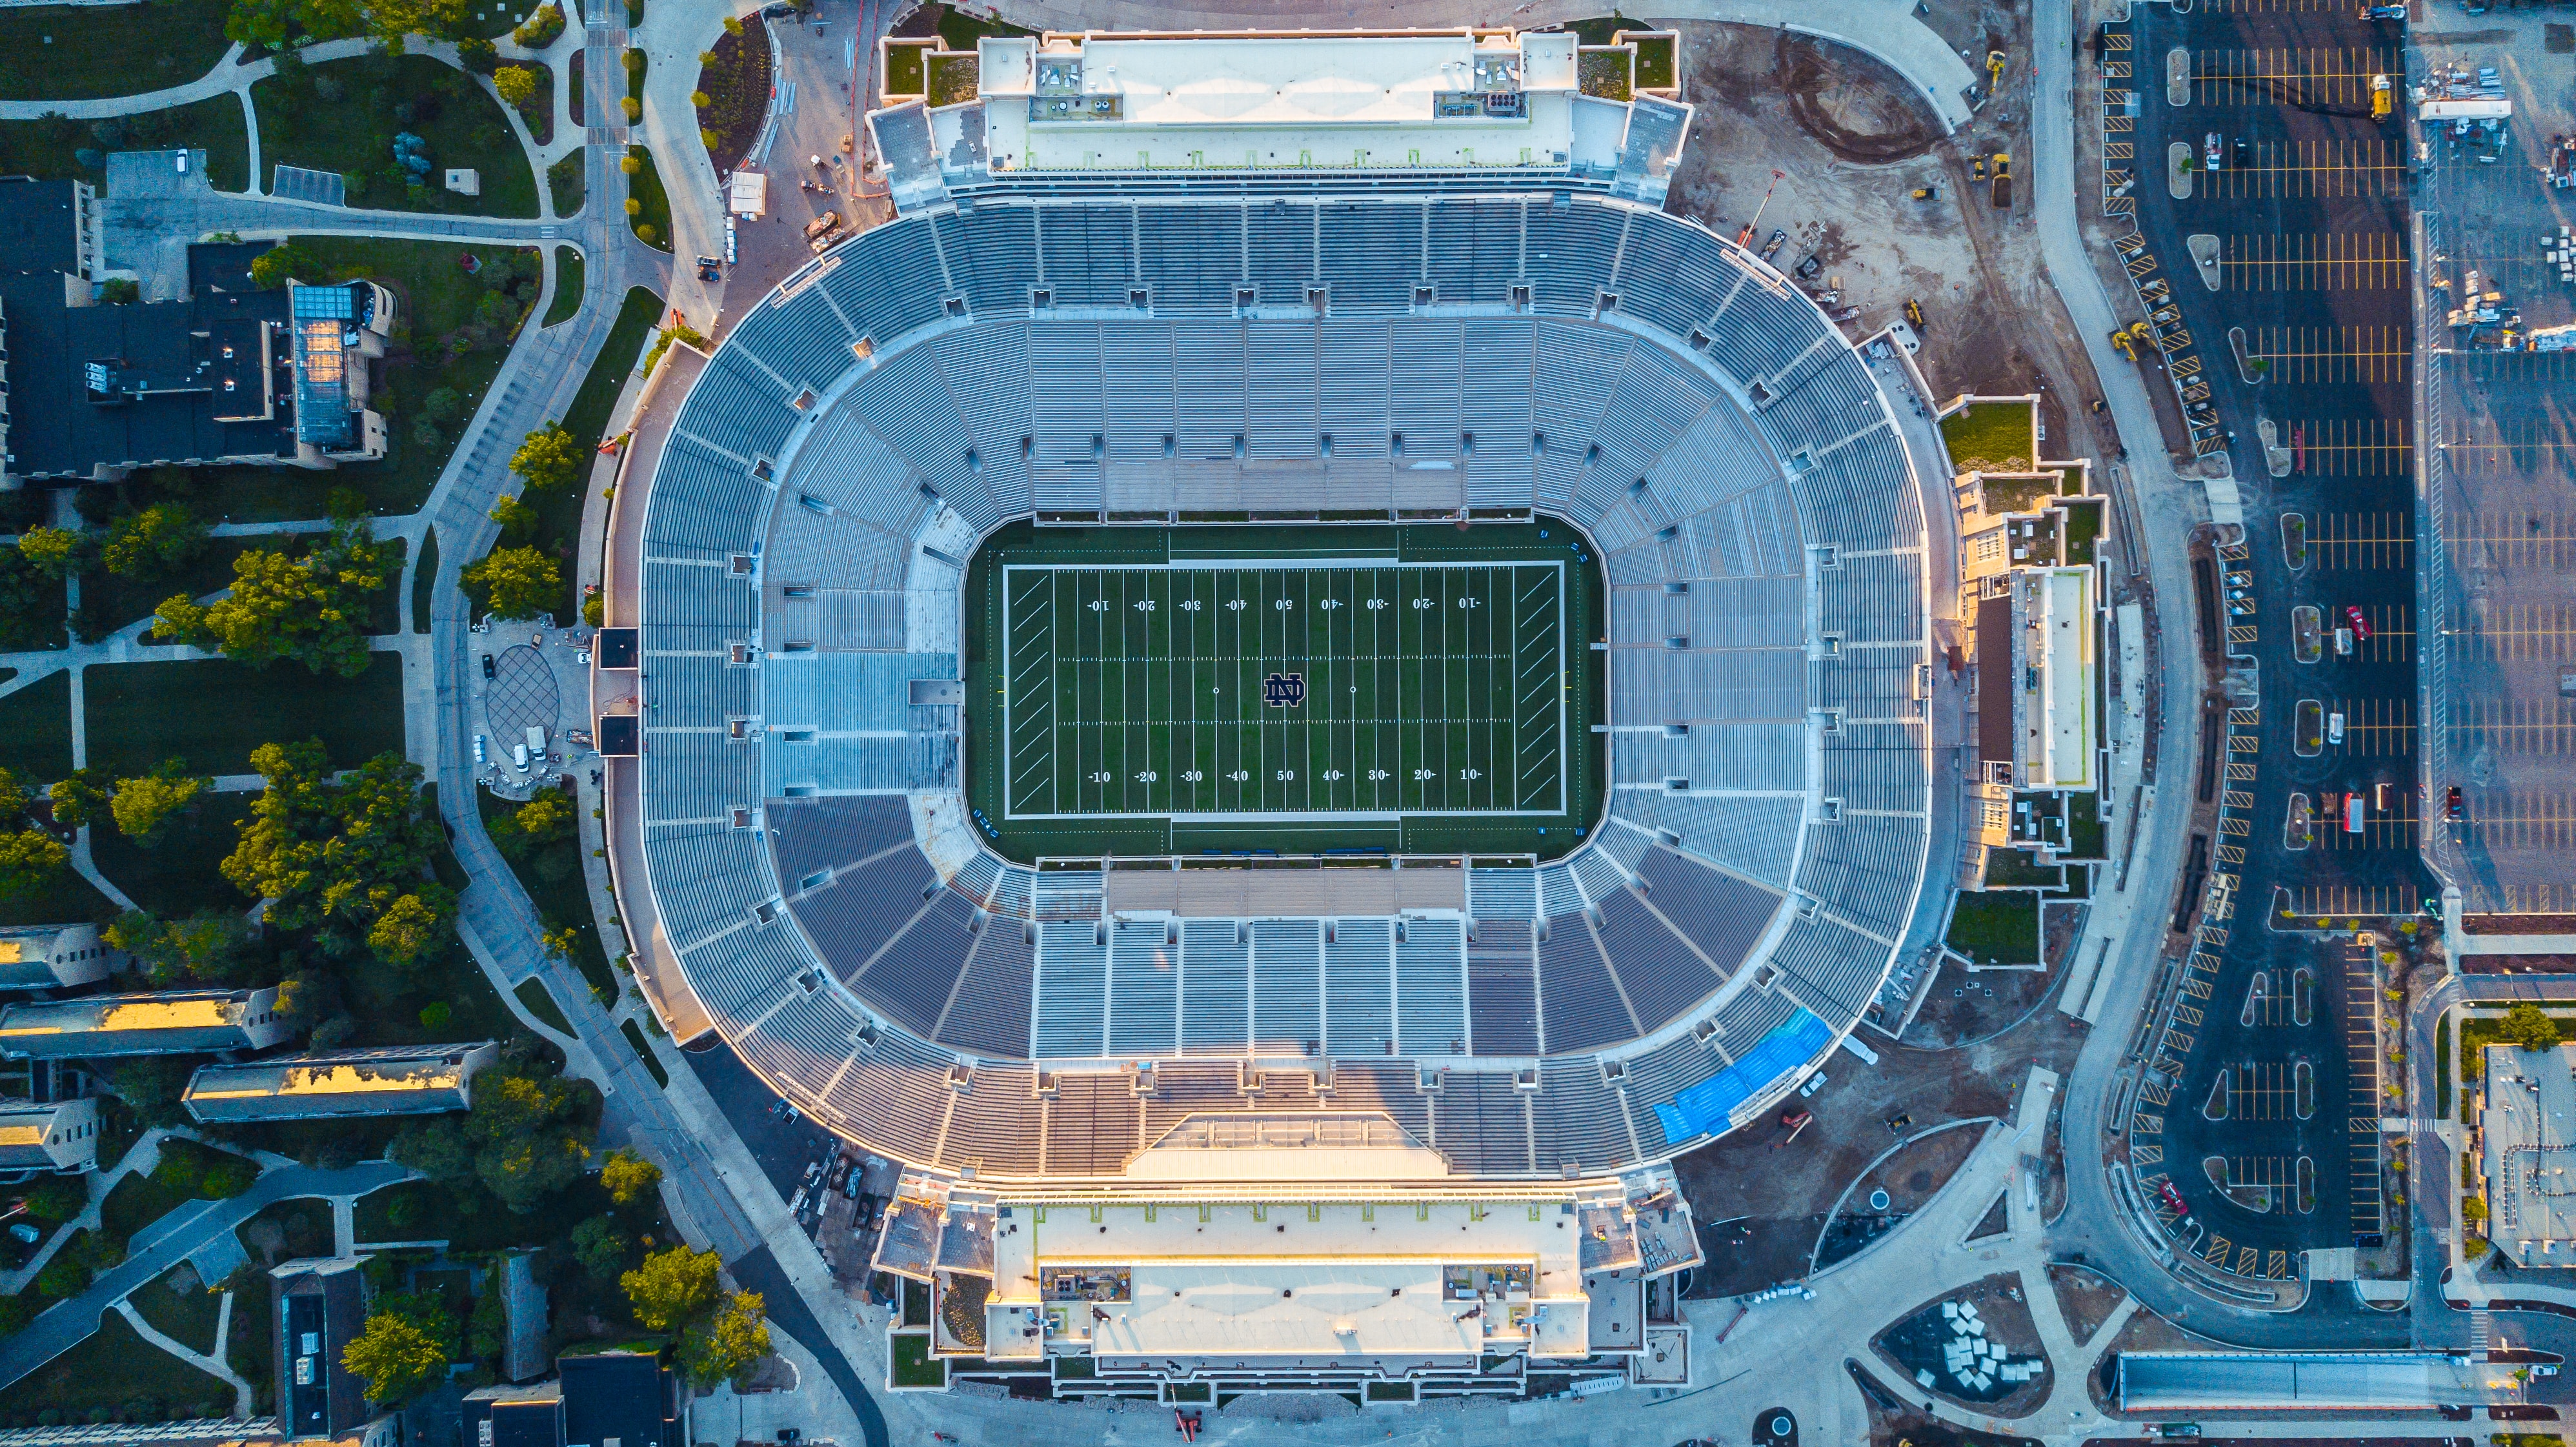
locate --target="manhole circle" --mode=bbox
[1869,1188,1890,1211]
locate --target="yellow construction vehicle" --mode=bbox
[2108,320,2150,361]
[1904,298,1926,329]
[2371,74,2393,121]
[1987,49,2007,96]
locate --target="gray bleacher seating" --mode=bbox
[638,186,1932,1182]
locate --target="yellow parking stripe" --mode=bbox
[2195,139,2410,199]
[2248,326,2410,385]
[2194,48,2402,108]
[2220,232,2408,291]
[2306,511,2412,569]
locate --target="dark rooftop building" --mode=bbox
[273,1256,377,1441]
[461,1351,685,1447]
[0,174,394,489]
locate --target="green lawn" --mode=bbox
[515,976,572,1033]
[1940,399,2038,474]
[519,285,659,616]
[88,791,254,916]
[963,521,1605,862]
[1978,848,2064,889]
[185,238,537,521]
[2460,1012,2576,1080]
[5,1308,232,1419]
[78,537,271,636]
[237,1197,333,1266]
[890,1331,945,1387]
[2063,498,2106,566]
[2065,791,2107,860]
[338,913,524,1049]
[0,0,236,102]
[544,244,585,327]
[548,150,584,218]
[0,865,116,929]
[83,651,406,778]
[254,52,537,217]
[129,1264,225,1355]
[224,1256,271,1410]
[1945,890,2039,965]
[0,94,248,193]
[476,785,615,1001]
[619,1018,667,1085]
[625,145,670,251]
[0,671,75,782]
[102,1140,256,1248]
[412,526,440,634]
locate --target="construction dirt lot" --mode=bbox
[1662,7,2117,466]
[1673,966,2088,1297]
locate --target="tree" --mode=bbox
[0,547,57,651]
[509,421,583,492]
[222,742,448,961]
[0,767,25,823]
[109,1055,197,1128]
[248,239,320,289]
[388,1118,477,1186]
[17,526,89,580]
[100,504,209,579]
[463,546,561,621]
[341,1310,447,1404]
[153,518,394,676]
[570,1217,629,1280]
[488,493,538,545]
[105,909,254,985]
[493,65,538,107]
[2502,1002,2563,1053]
[110,761,210,845]
[680,1291,770,1387]
[469,1069,592,1211]
[46,770,106,830]
[201,1153,257,1198]
[2463,1195,2489,1226]
[0,829,68,900]
[621,1245,720,1331]
[689,89,710,109]
[492,791,573,858]
[601,1148,661,1205]
[366,885,455,971]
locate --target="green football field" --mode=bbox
[963,523,1604,862]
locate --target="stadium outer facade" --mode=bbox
[612,28,1948,1396]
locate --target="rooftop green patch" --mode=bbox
[1940,398,2038,474]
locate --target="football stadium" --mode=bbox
[614,25,1947,1395]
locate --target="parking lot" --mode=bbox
[2415,8,2576,921]
[2109,0,2426,1274]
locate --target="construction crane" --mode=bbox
[1986,49,2007,96]
[1735,168,1786,248]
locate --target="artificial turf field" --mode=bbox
[964,521,1604,862]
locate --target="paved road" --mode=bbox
[0,1160,408,1391]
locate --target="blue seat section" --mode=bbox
[639,731,757,833]
[1246,200,1315,294]
[1106,919,1179,1056]
[762,652,958,733]
[1031,920,1107,1058]
[1251,918,1323,1056]
[1613,210,1740,342]
[1536,917,1636,1055]
[1042,1072,1140,1173]
[1177,920,1250,1055]
[1393,918,1467,1058]
[816,216,952,340]
[1318,203,1418,316]
[1323,919,1394,1058]
[645,436,767,557]
[1766,912,1895,1031]
[854,889,979,1038]
[1424,198,1522,305]
[757,787,912,880]
[934,922,1034,1059]
[938,1060,1045,1175]
[1522,204,1620,316]
[678,351,798,464]
[933,205,1038,321]
[1428,1071,1531,1174]
[1633,846,1782,976]
[794,847,936,984]
[1465,919,1539,1056]
[1535,1057,1632,1175]
[738,285,858,393]
[1135,203,1244,317]
[822,1026,952,1163]
[1592,887,1721,1031]
[1649,1008,1831,1144]
[1040,203,1135,306]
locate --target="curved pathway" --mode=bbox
[0,37,374,121]
[0,1159,410,1392]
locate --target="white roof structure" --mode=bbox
[0,987,290,1058]
[977,30,1586,174]
[2480,1042,2576,1265]
[2115,1351,2486,1411]
[0,1096,100,1173]
[0,924,117,991]
[2010,565,2098,791]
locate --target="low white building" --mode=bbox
[0,924,119,991]
[2480,1042,2576,1266]
[0,986,292,1058]
[0,1096,101,1177]
[183,1042,498,1123]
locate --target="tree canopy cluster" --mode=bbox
[621,1245,771,1387]
[2501,1002,2564,1053]
[226,0,483,53]
[0,767,67,902]
[222,740,456,975]
[341,1286,457,1404]
[154,518,396,676]
[390,1046,598,1213]
[463,545,562,622]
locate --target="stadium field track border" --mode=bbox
[962,519,1607,864]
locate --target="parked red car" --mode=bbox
[2344,605,2372,642]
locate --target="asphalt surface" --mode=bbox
[2115,0,2431,1282]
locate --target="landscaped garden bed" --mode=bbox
[254,52,537,217]
[696,13,772,168]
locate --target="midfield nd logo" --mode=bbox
[1262,672,1306,709]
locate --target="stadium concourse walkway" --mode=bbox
[981,0,1978,133]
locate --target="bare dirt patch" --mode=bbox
[1902,959,2066,1049]
[2046,1261,2128,1346]
[1851,1361,2045,1447]
[1871,1271,2051,1416]
[1816,1122,1994,1269]
[1775,32,1940,164]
